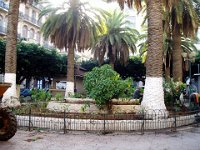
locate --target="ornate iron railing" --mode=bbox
[19,12,42,27]
[13,102,200,134]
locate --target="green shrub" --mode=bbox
[54,93,64,101]
[31,89,51,102]
[164,79,186,107]
[69,92,86,98]
[84,65,134,108]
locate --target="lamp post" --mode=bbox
[182,52,196,79]
[182,52,196,96]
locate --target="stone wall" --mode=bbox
[47,98,141,114]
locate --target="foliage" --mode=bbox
[17,41,67,83]
[40,0,100,50]
[80,57,145,80]
[31,89,52,102]
[163,0,200,38]
[40,0,101,94]
[80,102,90,112]
[80,59,99,71]
[84,65,134,108]
[54,93,64,101]
[93,9,139,66]
[115,56,145,80]
[70,92,86,98]
[0,39,67,84]
[138,31,198,65]
[164,78,186,107]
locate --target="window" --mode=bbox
[37,80,43,89]
[0,15,3,27]
[25,7,29,16]
[4,15,7,27]
[31,10,37,24]
[22,25,28,38]
[32,10,36,19]
[36,31,40,43]
[29,28,35,39]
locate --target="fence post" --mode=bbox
[28,106,31,131]
[64,110,66,134]
[103,114,106,134]
[141,111,145,135]
[173,109,177,132]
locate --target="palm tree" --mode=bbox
[93,10,138,69]
[3,0,38,106]
[163,0,200,81]
[106,0,167,112]
[138,31,198,80]
[141,0,167,112]
[40,0,99,98]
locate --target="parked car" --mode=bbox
[56,81,67,89]
[20,88,31,97]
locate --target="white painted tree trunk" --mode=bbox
[65,81,74,99]
[141,77,167,117]
[2,73,20,107]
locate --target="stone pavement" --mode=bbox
[0,127,200,150]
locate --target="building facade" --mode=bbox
[0,0,53,49]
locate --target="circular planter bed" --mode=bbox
[47,98,141,115]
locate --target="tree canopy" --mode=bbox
[0,39,67,84]
[93,10,139,68]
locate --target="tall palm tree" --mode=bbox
[163,0,200,82]
[3,0,38,106]
[93,10,138,69]
[107,0,167,112]
[141,0,167,112]
[138,31,198,80]
[40,0,99,98]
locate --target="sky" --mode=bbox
[47,0,119,10]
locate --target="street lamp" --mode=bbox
[182,52,196,80]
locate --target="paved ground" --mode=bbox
[1,127,200,150]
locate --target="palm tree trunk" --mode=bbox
[165,67,171,81]
[109,54,115,69]
[2,0,20,107]
[141,0,167,113]
[108,44,115,69]
[65,47,74,98]
[172,26,183,82]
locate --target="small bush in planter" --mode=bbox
[31,89,51,102]
[84,65,134,108]
[164,78,186,108]
[55,93,64,101]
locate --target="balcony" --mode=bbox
[31,1,43,10]
[19,12,42,27]
[0,1,9,11]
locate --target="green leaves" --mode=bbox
[94,9,139,65]
[0,39,67,84]
[83,65,133,108]
[164,78,186,107]
[40,0,99,51]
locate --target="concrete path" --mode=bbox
[0,127,200,150]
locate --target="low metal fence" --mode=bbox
[13,103,200,134]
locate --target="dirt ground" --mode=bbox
[1,127,200,150]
